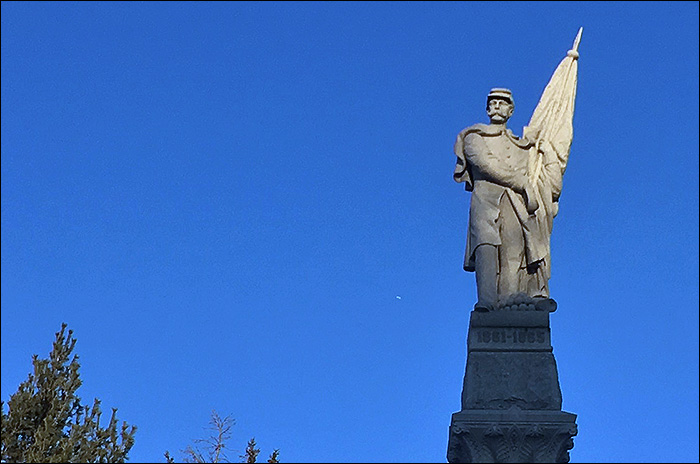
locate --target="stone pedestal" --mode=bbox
[447,306,577,463]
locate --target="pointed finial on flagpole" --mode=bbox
[567,27,583,59]
[572,27,583,52]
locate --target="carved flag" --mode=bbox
[526,27,583,184]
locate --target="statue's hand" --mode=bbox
[540,140,558,165]
[523,125,541,141]
[526,197,539,215]
[524,184,539,215]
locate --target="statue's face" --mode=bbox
[487,98,513,124]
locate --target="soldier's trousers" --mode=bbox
[474,192,543,307]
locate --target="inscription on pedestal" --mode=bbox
[470,327,550,351]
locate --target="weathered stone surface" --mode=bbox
[463,352,562,411]
[462,310,562,411]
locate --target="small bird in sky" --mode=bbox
[395,296,402,300]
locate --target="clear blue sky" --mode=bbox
[2,2,698,463]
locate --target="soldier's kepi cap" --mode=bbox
[487,88,514,104]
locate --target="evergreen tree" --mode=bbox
[242,438,260,463]
[1,323,136,463]
[266,449,279,464]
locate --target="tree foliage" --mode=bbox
[165,411,279,463]
[1,323,136,463]
[242,438,260,463]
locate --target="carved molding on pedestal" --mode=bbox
[447,410,577,463]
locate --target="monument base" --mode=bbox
[447,408,577,463]
[447,306,577,463]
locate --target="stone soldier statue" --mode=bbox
[453,88,563,312]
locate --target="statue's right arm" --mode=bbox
[463,132,528,193]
